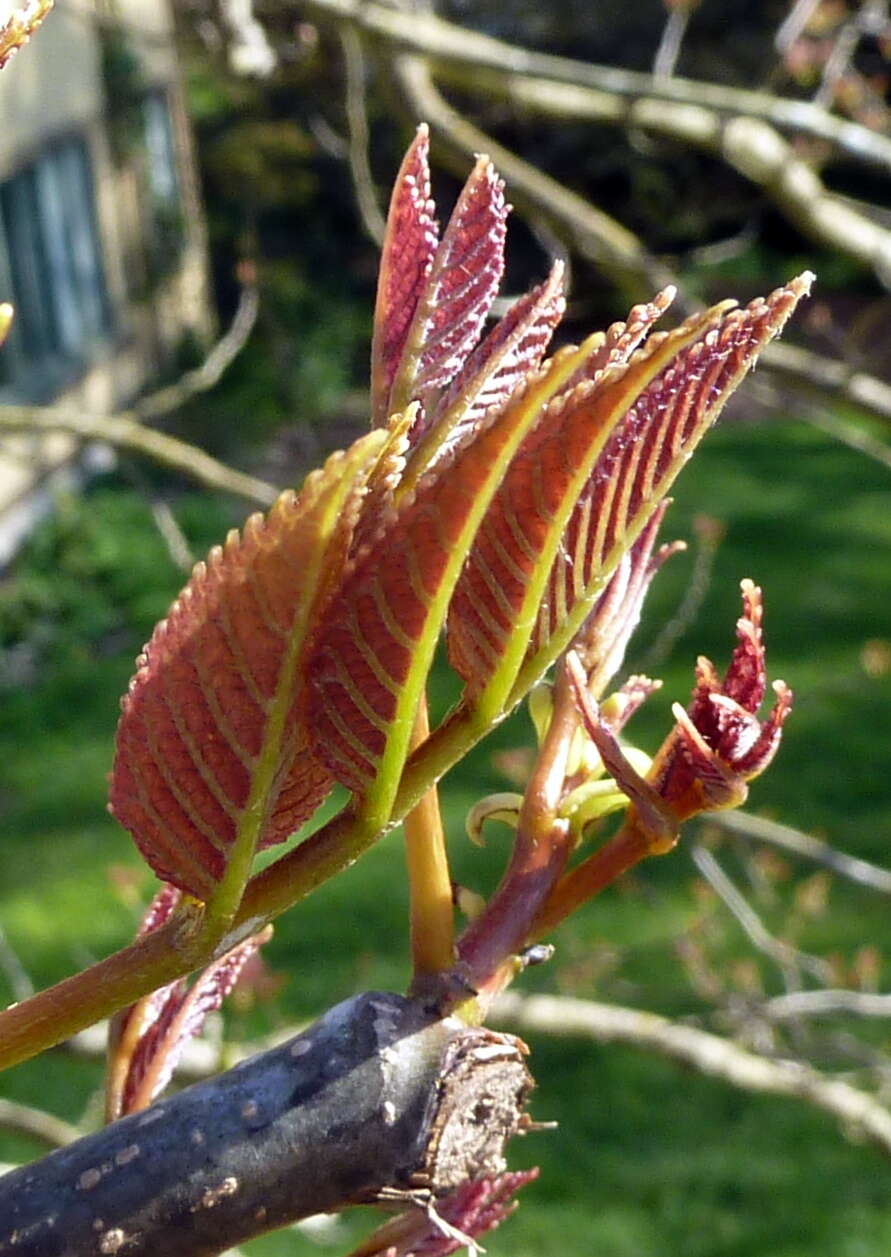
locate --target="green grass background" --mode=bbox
[1,412,890,1255]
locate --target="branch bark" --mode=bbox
[0,993,533,1257]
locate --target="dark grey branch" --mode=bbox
[0,993,532,1257]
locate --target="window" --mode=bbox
[140,91,183,276]
[0,136,110,395]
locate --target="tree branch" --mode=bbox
[491,990,891,1159]
[0,993,533,1257]
[758,340,891,425]
[0,283,277,507]
[690,842,832,986]
[763,989,891,1022]
[0,1099,78,1152]
[131,283,260,424]
[304,0,891,175]
[0,408,277,506]
[427,61,891,287]
[704,811,891,896]
[339,24,387,246]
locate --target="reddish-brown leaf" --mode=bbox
[307,342,599,807]
[106,885,271,1119]
[448,276,812,709]
[371,126,439,425]
[551,285,676,402]
[404,262,566,486]
[387,153,508,425]
[109,433,384,899]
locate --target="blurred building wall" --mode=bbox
[0,0,213,562]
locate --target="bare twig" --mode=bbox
[813,0,890,111]
[705,812,891,897]
[764,989,891,1022]
[132,283,260,423]
[775,0,822,54]
[120,459,197,571]
[0,407,278,505]
[149,499,195,571]
[491,990,891,1160]
[218,0,276,77]
[691,843,832,985]
[0,1099,78,1151]
[763,340,891,425]
[805,408,891,474]
[0,920,33,1003]
[653,5,691,80]
[339,24,386,246]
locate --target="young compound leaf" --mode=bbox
[448,275,812,721]
[109,432,385,902]
[399,262,566,497]
[308,339,606,828]
[106,885,270,1120]
[371,125,438,426]
[385,152,508,428]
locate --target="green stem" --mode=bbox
[404,698,455,982]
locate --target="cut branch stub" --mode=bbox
[109,432,385,901]
[448,275,813,721]
[0,992,534,1257]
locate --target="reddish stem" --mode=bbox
[457,665,578,1001]
[0,920,194,1072]
[530,816,651,939]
